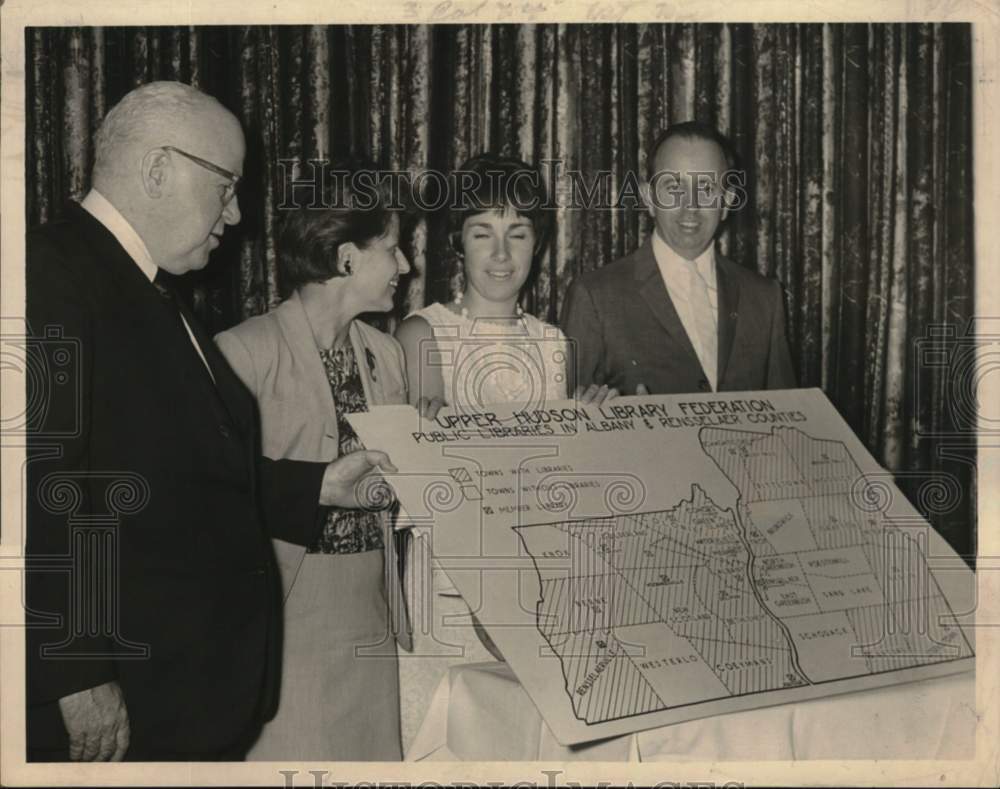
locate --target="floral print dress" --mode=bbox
[310,343,384,555]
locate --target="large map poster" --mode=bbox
[349,389,975,745]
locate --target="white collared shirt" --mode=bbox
[651,231,718,390]
[81,190,214,381]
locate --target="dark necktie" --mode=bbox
[152,269,215,383]
[153,269,187,330]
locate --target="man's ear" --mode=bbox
[720,186,732,222]
[719,168,746,223]
[141,149,170,198]
[337,242,356,276]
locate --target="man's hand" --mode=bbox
[635,382,650,396]
[57,681,129,761]
[319,450,398,509]
[416,396,446,420]
[574,383,620,405]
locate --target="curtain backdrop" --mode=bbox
[24,23,975,557]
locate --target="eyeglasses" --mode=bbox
[161,145,241,205]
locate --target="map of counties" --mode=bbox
[515,425,974,725]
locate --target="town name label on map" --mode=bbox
[412,397,809,443]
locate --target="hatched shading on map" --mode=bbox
[515,425,973,725]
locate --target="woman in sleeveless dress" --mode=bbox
[394,153,616,750]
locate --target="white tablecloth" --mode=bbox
[406,661,976,761]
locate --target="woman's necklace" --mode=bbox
[452,290,524,322]
[450,292,535,402]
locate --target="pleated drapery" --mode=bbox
[24,23,975,556]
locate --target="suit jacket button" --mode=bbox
[698,379,711,392]
[219,424,231,438]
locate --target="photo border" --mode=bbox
[2,1,997,786]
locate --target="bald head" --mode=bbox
[91,81,246,274]
[93,82,241,190]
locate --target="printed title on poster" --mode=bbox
[413,398,806,443]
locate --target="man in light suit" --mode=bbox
[25,81,392,762]
[562,121,796,395]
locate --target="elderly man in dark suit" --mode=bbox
[25,81,393,762]
[562,121,796,395]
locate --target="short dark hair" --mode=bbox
[278,158,399,296]
[646,121,739,181]
[448,152,552,257]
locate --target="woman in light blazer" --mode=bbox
[215,167,412,760]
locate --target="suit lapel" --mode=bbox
[633,238,705,378]
[714,254,741,388]
[74,205,224,406]
[73,204,252,433]
[350,322,380,406]
[275,292,339,442]
[175,297,254,432]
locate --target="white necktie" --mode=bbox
[686,260,717,390]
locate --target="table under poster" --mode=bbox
[349,388,975,747]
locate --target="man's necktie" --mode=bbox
[686,260,718,390]
[153,269,216,382]
[153,269,188,333]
